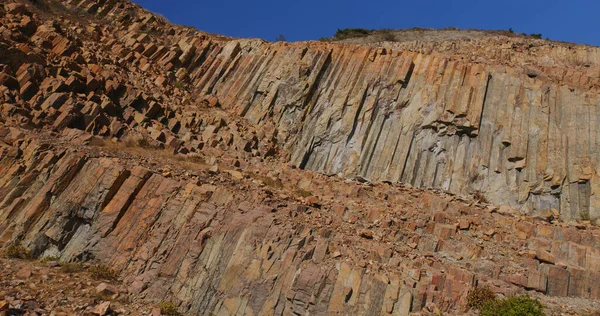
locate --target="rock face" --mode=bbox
[1,0,600,314]
[194,38,600,222]
[2,0,599,220]
[2,135,600,315]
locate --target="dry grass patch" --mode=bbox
[4,244,30,259]
[89,264,119,280]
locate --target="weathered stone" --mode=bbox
[40,93,68,110]
[96,283,119,296]
[92,301,111,315]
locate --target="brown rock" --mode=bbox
[40,93,68,110]
[20,81,38,101]
[96,283,119,296]
[5,3,30,15]
[204,95,219,107]
[92,301,111,315]
[536,250,556,264]
[483,228,496,236]
[150,307,161,316]
[305,195,320,207]
[0,73,19,90]
[16,267,31,279]
[359,230,374,239]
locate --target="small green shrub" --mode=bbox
[481,295,545,316]
[530,33,542,39]
[89,264,119,280]
[580,211,591,221]
[159,301,181,316]
[174,81,185,89]
[467,286,497,310]
[4,245,30,259]
[332,28,373,40]
[61,262,85,273]
[249,173,282,188]
[136,138,151,148]
[40,255,60,263]
[379,30,396,41]
[295,189,313,198]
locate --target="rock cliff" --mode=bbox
[1,0,600,314]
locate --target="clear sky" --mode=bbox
[131,0,598,46]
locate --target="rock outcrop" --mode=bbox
[2,133,600,314]
[1,0,600,314]
[192,36,600,222]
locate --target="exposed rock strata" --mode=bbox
[1,132,600,315]
[1,0,600,314]
[5,0,599,220]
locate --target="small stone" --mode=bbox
[535,250,556,264]
[46,261,60,267]
[0,300,8,311]
[92,301,111,315]
[359,230,374,239]
[96,283,119,296]
[208,165,219,174]
[483,229,496,236]
[150,307,162,316]
[226,169,243,180]
[203,95,219,107]
[306,195,320,207]
[16,267,31,279]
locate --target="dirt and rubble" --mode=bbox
[1,0,600,315]
[0,255,162,316]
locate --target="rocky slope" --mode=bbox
[0,0,600,315]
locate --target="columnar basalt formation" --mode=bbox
[2,133,600,314]
[1,0,600,314]
[186,38,600,221]
[16,0,599,220]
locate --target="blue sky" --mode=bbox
[131,0,598,46]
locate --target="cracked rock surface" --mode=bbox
[0,0,600,314]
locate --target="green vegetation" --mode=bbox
[580,211,591,221]
[380,30,396,41]
[174,81,185,89]
[275,34,286,42]
[468,286,497,310]
[40,255,61,263]
[61,261,85,273]
[123,137,161,150]
[4,244,30,259]
[530,33,543,39]
[468,286,545,315]
[322,28,398,41]
[249,173,283,188]
[89,264,119,280]
[481,295,545,316]
[332,28,374,40]
[294,189,313,198]
[159,301,181,316]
